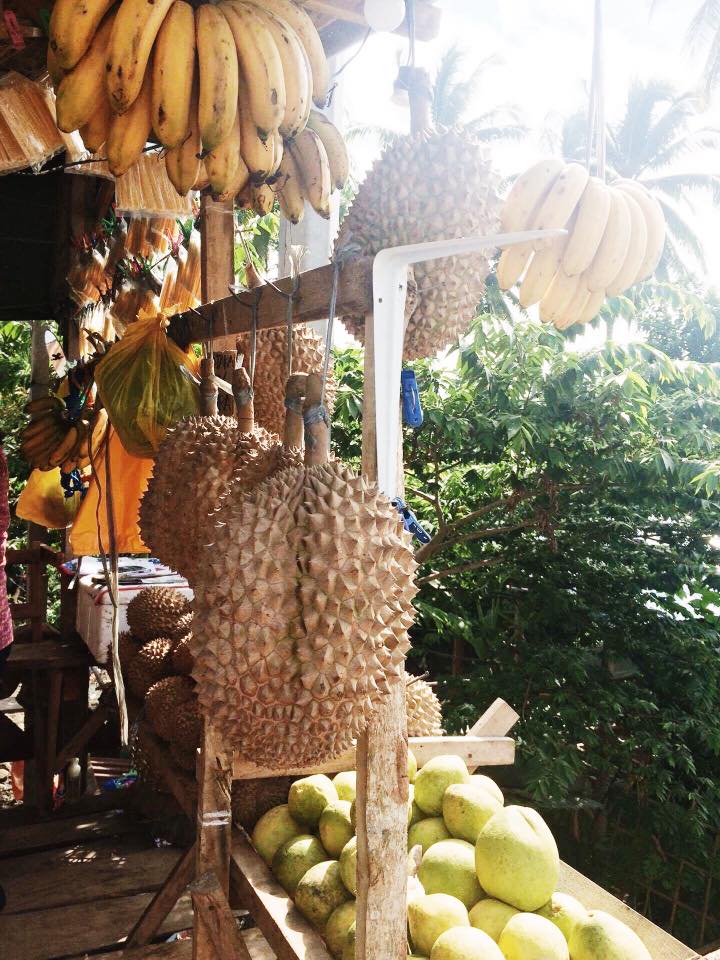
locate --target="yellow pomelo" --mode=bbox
[295,860,351,928]
[408,893,470,957]
[340,922,356,960]
[414,756,469,815]
[333,771,357,802]
[251,804,302,864]
[272,834,327,895]
[469,774,504,805]
[536,892,586,941]
[430,926,506,960]
[499,912,569,960]
[569,910,652,960]
[475,806,559,911]
[408,817,451,854]
[418,838,483,909]
[442,783,502,843]
[319,800,354,857]
[288,775,338,827]
[469,898,519,941]
[325,901,356,958]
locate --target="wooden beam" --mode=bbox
[126,844,197,948]
[166,257,373,349]
[230,827,332,960]
[468,698,520,739]
[136,722,197,819]
[54,704,113,774]
[189,871,253,960]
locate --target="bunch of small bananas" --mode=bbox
[48,0,349,216]
[497,159,666,330]
[21,398,108,474]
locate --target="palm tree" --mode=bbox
[550,79,720,279]
[652,1,720,99]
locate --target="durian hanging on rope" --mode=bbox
[406,673,444,737]
[190,374,418,768]
[126,586,192,642]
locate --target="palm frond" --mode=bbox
[641,172,720,205]
[640,94,702,173]
[656,195,707,273]
[611,79,676,175]
[648,128,720,171]
[466,120,528,142]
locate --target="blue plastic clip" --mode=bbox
[401,369,423,428]
[392,497,432,545]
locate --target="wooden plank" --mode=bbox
[137,722,197,819]
[200,194,235,304]
[194,721,233,960]
[0,840,184,914]
[7,639,91,670]
[0,890,194,960]
[231,735,513,780]
[230,827,331,960]
[126,845,197,948]
[468,698,519,739]
[54,704,113,773]
[167,257,373,350]
[70,930,277,960]
[44,669,62,798]
[189,871,253,960]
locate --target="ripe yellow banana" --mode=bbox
[165,83,202,196]
[236,82,280,179]
[205,110,241,195]
[219,1,285,138]
[252,181,276,216]
[306,109,348,190]
[613,179,666,281]
[244,0,329,107]
[106,64,153,176]
[240,2,310,140]
[46,45,65,90]
[496,243,533,291]
[531,163,589,245]
[585,189,632,293]
[276,148,305,224]
[193,160,210,191]
[49,426,80,469]
[555,282,591,331]
[196,4,238,152]
[152,0,196,149]
[518,236,567,308]
[80,95,112,152]
[106,0,175,114]
[562,177,612,277]
[55,12,115,133]
[217,155,250,201]
[576,288,606,326]
[539,268,583,325]
[606,191,648,296]
[49,0,114,69]
[500,157,565,232]
[288,128,331,218]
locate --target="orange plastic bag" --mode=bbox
[94,309,199,457]
[16,467,85,529]
[69,427,153,556]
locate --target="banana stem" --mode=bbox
[303,372,329,467]
[284,373,308,450]
[398,65,433,135]
[232,366,255,432]
[199,356,218,416]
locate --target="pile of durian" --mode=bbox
[120,586,200,774]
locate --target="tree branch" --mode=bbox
[416,556,501,587]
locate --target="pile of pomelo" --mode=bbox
[251,752,652,960]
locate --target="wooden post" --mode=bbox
[200,193,235,349]
[127,844,197,948]
[190,872,252,960]
[355,317,409,960]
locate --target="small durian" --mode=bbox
[126,637,173,698]
[126,587,192,642]
[172,634,194,676]
[170,741,197,773]
[118,631,140,675]
[145,675,195,742]
[406,674,444,737]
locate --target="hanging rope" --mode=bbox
[249,293,258,386]
[586,0,607,180]
[320,260,341,406]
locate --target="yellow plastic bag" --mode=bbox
[69,428,153,556]
[16,467,85,529]
[94,309,199,457]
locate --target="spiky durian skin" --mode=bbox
[145,675,195,742]
[191,461,417,768]
[172,634,194,676]
[118,631,140,675]
[126,587,192,641]
[126,637,174,698]
[335,127,501,360]
[170,741,197,772]
[235,327,336,438]
[406,674,444,737]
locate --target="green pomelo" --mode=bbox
[251,804,303,865]
[536,892,586,941]
[339,835,357,895]
[288,775,338,827]
[340,921,356,960]
[414,755,469,815]
[569,910,652,960]
[271,834,327,896]
[442,783,503,843]
[469,775,504,806]
[294,860,351,928]
[333,771,357,802]
[407,875,426,905]
[418,838,483,909]
[475,806,559,911]
[469,898,520,942]
[325,901,356,959]
[408,749,418,783]
[408,817,451,854]
[430,926,506,960]
[408,893,470,957]
[499,912,569,960]
[319,800,354,857]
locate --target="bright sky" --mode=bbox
[336,0,720,290]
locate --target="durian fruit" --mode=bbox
[335,74,501,361]
[145,675,195,742]
[406,674,444,737]
[139,365,295,583]
[235,326,336,438]
[172,634,194,676]
[126,587,192,641]
[127,637,173,698]
[170,741,197,773]
[118,630,140,675]
[191,374,417,768]
[231,777,295,831]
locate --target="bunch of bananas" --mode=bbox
[497,159,666,330]
[21,398,108,474]
[48,0,349,217]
